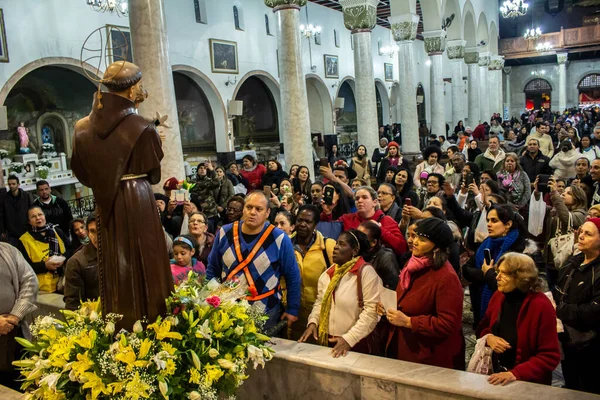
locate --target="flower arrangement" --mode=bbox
[0,149,8,159]
[14,273,274,400]
[36,165,50,179]
[38,158,53,168]
[41,143,58,158]
[10,161,23,173]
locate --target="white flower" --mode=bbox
[151,351,172,370]
[234,326,244,336]
[40,316,55,326]
[217,358,236,371]
[208,348,219,358]
[247,345,265,369]
[133,320,143,333]
[104,322,115,335]
[69,369,77,382]
[89,310,98,321]
[40,372,61,390]
[189,392,201,400]
[165,315,179,326]
[195,320,212,341]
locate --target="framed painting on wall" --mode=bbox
[209,39,238,74]
[0,9,9,62]
[384,63,394,82]
[324,54,339,79]
[106,25,133,64]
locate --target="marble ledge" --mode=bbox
[268,339,599,400]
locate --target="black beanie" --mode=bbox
[154,193,169,204]
[414,217,453,250]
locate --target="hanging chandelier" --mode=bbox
[524,27,542,41]
[380,44,400,58]
[536,42,552,52]
[86,0,128,17]
[299,24,322,39]
[500,0,529,18]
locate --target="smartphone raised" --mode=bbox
[465,172,474,187]
[323,186,335,205]
[263,185,272,197]
[319,157,329,167]
[538,174,551,194]
[484,248,492,266]
[405,198,412,207]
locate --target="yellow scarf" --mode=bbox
[318,257,359,346]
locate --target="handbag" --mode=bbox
[550,213,575,270]
[467,334,494,375]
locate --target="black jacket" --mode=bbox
[64,243,99,310]
[33,196,73,235]
[364,246,400,289]
[262,169,289,189]
[519,152,553,183]
[0,188,34,238]
[383,201,402,224]
[376,157,411,184]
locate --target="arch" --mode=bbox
[442,0,462,41]
[419,0,443,32]
[337,79,357,130]
[524,78,552,111]
[462,1,477,48]
[232,70,281,145]
[578,72,600,105]
[477,12,489,47]
[524,78,553,93]
[305,73,334,135]
[0,57,100,106]
[172,65,228,153]
[375,79,390,127]
[489,21,499,55]
[578,73,600,89]
[36,112,70,155]
[336,75,356,97]
[390,82,401,123]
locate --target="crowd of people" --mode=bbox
[3,107,600,393]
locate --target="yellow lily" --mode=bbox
[138,339,152,359]
[82,372,111,399]
[148,320,182,341]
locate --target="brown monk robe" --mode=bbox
[71,61,173,330]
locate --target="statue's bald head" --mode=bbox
[103,61,142,92]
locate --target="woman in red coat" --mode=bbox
[380,218,465,370]
[239,154,267,192]
[477,253,560,386]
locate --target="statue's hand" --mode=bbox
[154,112,170,129]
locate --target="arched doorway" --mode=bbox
[416,83,426,124]
[390,83,400,123]
[5,65,97,156]
[524,78,552,110]
[337,80,357,133]
[233,77,279,148]
[578,73,600,106]
[173,71,216,154]
[306,75,334,135]
[375,80,390,128]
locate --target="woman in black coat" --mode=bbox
[262,160,288,190]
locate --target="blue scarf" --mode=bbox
[475,229,520,316]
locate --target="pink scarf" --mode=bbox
[399,255,431,290]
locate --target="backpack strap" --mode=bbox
[356,264,366,310]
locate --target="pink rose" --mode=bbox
[206,296,221,308]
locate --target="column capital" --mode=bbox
[447,39,466,60]
[557,52,568,65]
[478,52,491,67]
[339,0,379,32]
[488,55,504,71]
[264,0,306,10]
[389,13,419,42]
[423,30,447,55]
[464,48,479,65]
[503,66,512,75]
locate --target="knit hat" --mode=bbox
[163,177,179,191]
[414,217,454,250]
[420,171,429,180]
[588,218,600,235]
[154,193,169,204]
[387,141,400,150]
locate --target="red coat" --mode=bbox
[473,124,486,140]
[240,164,267,191]
[386,261,465,369]
[323,210,407,256]
[477,291,560,385]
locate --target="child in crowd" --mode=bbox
[170,234,206,284]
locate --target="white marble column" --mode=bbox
[129,0,185,181]
[340,0,380,155]
[423,30,446,138]
[488,69,498,115]
[465,49,480,126]
[390,13,420,155]
[447,40,466,128]
[557,52,568,112]
[489,56,504,116]
[266,1,313,175]
[478,52,491,123]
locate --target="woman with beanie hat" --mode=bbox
[413,146,445,189]
[376,141,410,184]
[553,218,600,394]
[380,218,465,370]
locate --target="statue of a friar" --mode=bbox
[71,61,174,330]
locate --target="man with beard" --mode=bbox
[526,121,555,158]
[33,180,72,235]
[519,138,553,184]
[445,153,466,188]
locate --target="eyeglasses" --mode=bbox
[427,181,439,186]
[226,207,243,212]
[377,192,393,196]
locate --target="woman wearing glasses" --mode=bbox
[186,211,214,265]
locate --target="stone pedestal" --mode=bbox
[447,40,466,128]
[424,30,446,138]
[266,1,313,176]
[557,52,568,112]
[129,0,185,183]
[340,0,380,156]
[465,49,480,126]
[478,52,491,123]
[390,13,420,155]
